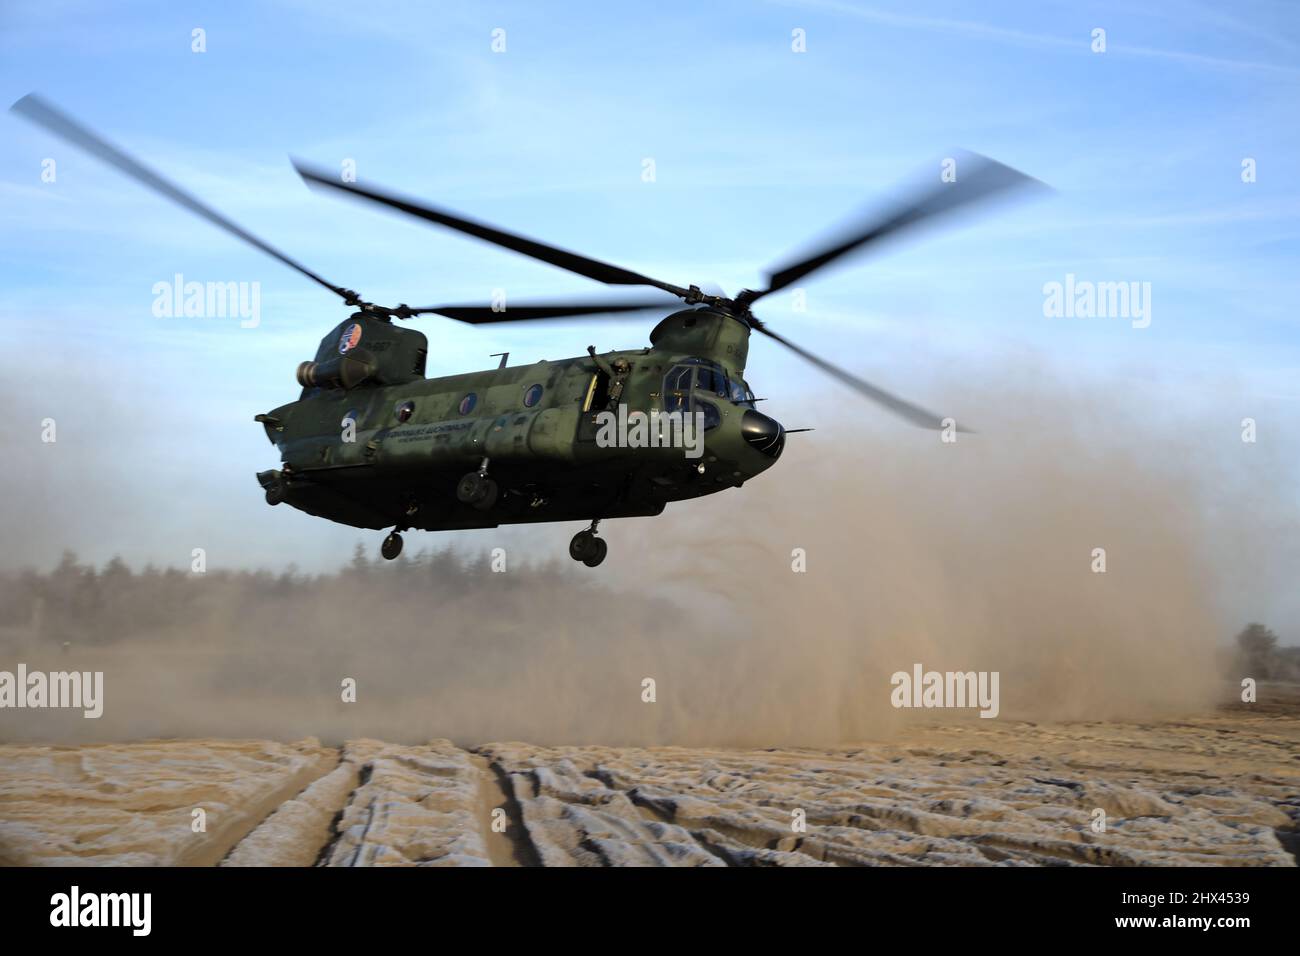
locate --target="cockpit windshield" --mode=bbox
[663,358,754,418]
[727,375,755,407]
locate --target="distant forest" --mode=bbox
[0,546,588,647]
[1,552,1297,685]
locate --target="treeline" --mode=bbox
[1232,622,1300,682]
[0,545,586,647]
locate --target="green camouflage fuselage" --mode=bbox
[256,306,785,531]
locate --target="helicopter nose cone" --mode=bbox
[741,409,785,459]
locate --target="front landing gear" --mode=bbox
[381,531,404,561]
[569,520,608,568]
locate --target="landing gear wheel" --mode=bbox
[569,530,596,562]
[381,531,404,561]
[456,473,480,503]
[583,537,608,568]
[456,473,499,510]
[569,530,607,567]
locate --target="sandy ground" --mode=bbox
[1,688,1296,867]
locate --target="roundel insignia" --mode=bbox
[338,322,363,354]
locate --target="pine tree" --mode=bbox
[349,541,370,573]
[1235,623,1279,679]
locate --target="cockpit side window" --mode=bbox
[664,364,694,412]
[664,359,731,409]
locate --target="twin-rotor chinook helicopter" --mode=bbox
[13,94,1044,567]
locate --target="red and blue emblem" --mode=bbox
[338,322,363,354]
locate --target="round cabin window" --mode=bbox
[459,393,477,415]
[395,400,415,423]
[523,384,544,408]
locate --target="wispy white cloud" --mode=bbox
[771,0,1300,77]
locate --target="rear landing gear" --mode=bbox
[381,531,404,561]
[569,520,607,568]
[456,458,498,511]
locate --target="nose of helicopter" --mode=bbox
[740,409,785,459]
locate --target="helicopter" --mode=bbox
[11,94,1044,567]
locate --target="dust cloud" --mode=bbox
[0,370,1280,748]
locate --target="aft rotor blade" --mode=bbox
[10,94,358,304]
[294,159,692,299]
[745,152,1048,305]
[404,299,677,324]
[751,319,969,432]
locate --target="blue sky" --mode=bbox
[1,0,1298,579]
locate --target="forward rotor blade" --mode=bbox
[751,320,968,432]
[10,94,357,304]
[404,299,677,324]
[294,160,692,299]
[746,152,1048,305]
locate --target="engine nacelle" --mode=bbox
[296,348,378,390]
